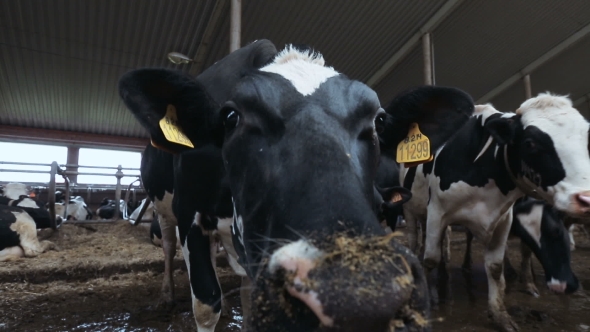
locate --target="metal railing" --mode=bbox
[1,161,152,229]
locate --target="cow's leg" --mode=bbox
[423,215,447,307]
[405,212,420,254]
[180,214,222,332]
[503,249,518,283]
[158,212,178,307]
[437,226,453,304]
[215,217,251,326]
[241,276,252,329]
[13,216,56,257]
[462,229,474,274]
[0,246,25,262]
[484,213,518,332]
[519,242,539,297]
[568,224,576,251]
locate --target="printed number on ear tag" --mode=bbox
[159,105,194,148]
[396,123,432,165]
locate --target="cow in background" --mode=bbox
[96,198,129,219]
[1,183,61,228]
[462,197,578,297]
[393,93,590,332]
[53,196,93,220]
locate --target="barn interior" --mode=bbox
[2,1,590,331]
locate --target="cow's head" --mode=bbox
[512,198,578,294]
[119,40,440,331]
[484,94,590,217]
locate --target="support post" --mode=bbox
[523,74,532,99]
[229,0,241,52]
[114,165,123,220]
[422,33,434,85]
[66,146,79,184]
[48,162,57,230]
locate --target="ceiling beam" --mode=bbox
[477,22,590,104]
[0,125,148,152]
[189,0,229,76]
[366,0,464,88]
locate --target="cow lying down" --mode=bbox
[53,196,93,220]
[0,205,57,262]
[462,197,578,297]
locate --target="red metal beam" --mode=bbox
[0,125,148,151]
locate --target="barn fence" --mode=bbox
[0,161,152,229]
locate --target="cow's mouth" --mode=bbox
[247,232,430,332]
[546,278,567,293]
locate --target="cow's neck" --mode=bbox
[503,143,543,201]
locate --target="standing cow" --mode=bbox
[462,197,578,297]
[392,91,590,332]
[116,39,474,331]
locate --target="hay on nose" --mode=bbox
[249,233,430,332]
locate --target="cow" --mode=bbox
[461,197,578,297]
[0,205,58,261]
[375,154,410,231]
[564,218,590,251]
[96,198,129,219]
[1,183,59,228]
[392,92,590,332]
[128,197,155,221]
[115,39,470,331]
[53,196,93,220]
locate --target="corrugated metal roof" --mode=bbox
[203,0,447,83]
[490,35,590,117]
[2,0,590,142]
[0,0,217,138]
[373,0,590,107]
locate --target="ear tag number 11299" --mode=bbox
[396,122,433,166]
[159,104,194,148]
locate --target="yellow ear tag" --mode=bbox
[158,105,194,148]
[396,123,433,166]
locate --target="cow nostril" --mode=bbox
[575,193,590,208]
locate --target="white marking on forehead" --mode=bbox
[260,44,339,96]
[515,204,543,248]
[517,93,585,130]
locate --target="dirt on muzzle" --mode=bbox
[246,233,431,332]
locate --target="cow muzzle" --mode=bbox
[573,191,590,215]
[248,234,431,332]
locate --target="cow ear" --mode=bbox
[380,86,475,154]
[484,116,519,145]
[379,186,412,207]
[118,68,218,154]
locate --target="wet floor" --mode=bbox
[1,224,589,331]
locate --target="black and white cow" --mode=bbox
[96,198,129,219]
[462,196,578,297]
[375,154,411,231]
[393,92,590,332]
[1,183,60,229]
[0,205,57,261]
[54,196,93,220]
[117,40,458,331]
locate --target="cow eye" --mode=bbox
[375,113,386,134]
[224,109,240,131]
[523,138,536,150]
